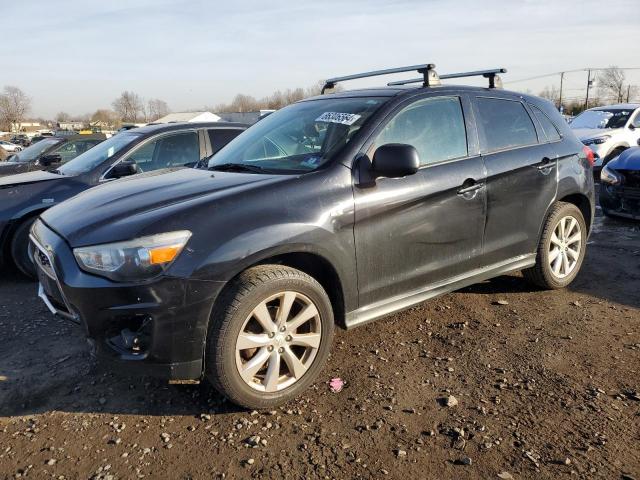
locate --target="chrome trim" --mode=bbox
[30,233,78,322]
[344,254,536,329]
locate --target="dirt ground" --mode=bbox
[1,208,639,480]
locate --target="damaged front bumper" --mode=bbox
[600,183,640,219]
[30,220,226,381]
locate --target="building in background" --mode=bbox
[154,111,220,123]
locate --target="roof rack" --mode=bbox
[387,68,507,89]
[321,64,441,94]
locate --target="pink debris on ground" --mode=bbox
[329,378,344,393]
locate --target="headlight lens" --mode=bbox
[600,165,621,185]
[583,135,610,146]
[73,230,192,281]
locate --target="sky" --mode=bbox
[2,0,639,119]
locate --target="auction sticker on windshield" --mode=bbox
[315,112,362,126]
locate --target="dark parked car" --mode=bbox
[600,146,640,219]
[1,122,246,277]
[31,65,595,409]
[0,134,106,177]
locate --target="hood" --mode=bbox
[608,147,640,170]
[41,167,287,246]
[571,127,617,140]
[0,169,62,187]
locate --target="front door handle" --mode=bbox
[457,181,484,196]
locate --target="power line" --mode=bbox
[504,67,640,85]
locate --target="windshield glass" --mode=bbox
[208,96,386,173]
[59,132,141,175]
[7,138,61,162]
[571,109,632,130]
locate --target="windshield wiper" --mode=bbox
[209,163,270,174]
[49,169,64,175]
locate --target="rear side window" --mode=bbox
[208,129,243,155]
[373,96,468,166]
[530,105,561,142]
[476,97,538,152]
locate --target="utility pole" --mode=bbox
[558,71,564,110]
[584,69,592,110]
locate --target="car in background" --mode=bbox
[10,135,31,147]
[0,140,23,153]
[0,134,106,177]
[0,122,246,277]
[570,104,640,173]
[600,146,640,219]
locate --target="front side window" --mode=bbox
[209,96,386,173]
[476,97,538,152]
[373,96,468,166]
[530,105,561,142]
[124,131,200,172]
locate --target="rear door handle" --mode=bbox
[536,157,556,171]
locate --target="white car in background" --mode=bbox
[0,140,23,153]
[570,103,640,172]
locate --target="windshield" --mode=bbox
[571,109,632,130]
[208,96,386,173]
[59,132,141,175]
[7,138,61,162]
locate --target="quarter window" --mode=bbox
[530,105,561,142]
[476,97,538,152]
[373,96,468,166]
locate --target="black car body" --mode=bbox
[600,146,640,219]
[0,134,106,178]
[1,122,246,276]
[32,67,595,408]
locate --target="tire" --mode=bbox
[11,217,37,279]
[205,265,335,409]
[523,202,587,289]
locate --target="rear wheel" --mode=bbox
[205,265,334,409]
[523,202,587,289]
[11,217,37,279]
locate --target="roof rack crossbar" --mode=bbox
[387,68,507,88]
[322,64,439,94]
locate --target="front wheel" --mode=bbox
[205,265,334,409]
[523,202,587,289]
[11,217,37,279]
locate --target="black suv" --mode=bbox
[0,134,106,177]
[1,122,246,277]
[31,65,594,409]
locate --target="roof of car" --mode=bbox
[130,121,248,135]
[304,84,538,102]
[591,103,640,111]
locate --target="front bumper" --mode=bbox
[599,183,640,219]
[30,220,225,380]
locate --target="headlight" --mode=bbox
[583,135,610,146]
[600,165,621,185]
[73,230,192,281]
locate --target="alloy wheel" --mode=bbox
[548,215,582,279]
[235,291,322,392]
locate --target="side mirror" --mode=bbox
[110,160,140,178]
[39,153,62,166]
[372,143,420,178]
[629,124,636,131]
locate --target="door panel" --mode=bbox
[353,94,486,308]
[474,96,558,264]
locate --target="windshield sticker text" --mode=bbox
[315,112,361,126]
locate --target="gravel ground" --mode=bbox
[0,209,639,480]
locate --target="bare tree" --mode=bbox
[112,91,143,123]
[597,66,627,104]
[55,111,72,122]
[91,109,118,128]
[147,99,170,121]
[0,86,31,131]
[539,85,560,105]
